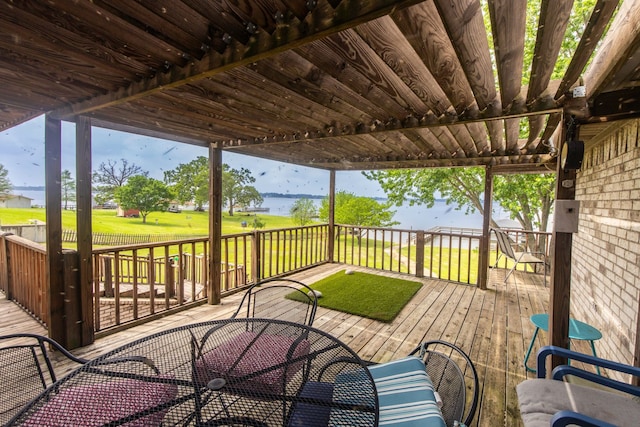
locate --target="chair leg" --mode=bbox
[504,263,518,282]
[493,253,504,268]
[524,327,540,373]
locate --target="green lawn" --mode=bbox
[0,208,311,235]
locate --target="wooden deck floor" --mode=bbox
[1,264,596,427]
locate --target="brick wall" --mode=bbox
[573,118,640,369]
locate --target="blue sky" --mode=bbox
[1,116,384,197]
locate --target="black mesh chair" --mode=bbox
[412,340,479,427]
[231,278,318,326]
[0,333,87,425]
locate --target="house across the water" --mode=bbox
[0,194,32,209]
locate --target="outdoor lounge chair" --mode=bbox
[517,345,640,426]
[492,228,547,284]
[0,333,88,424]
[231,277,318,326]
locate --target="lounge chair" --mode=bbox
[492,228,547,283]
[517,345,640,426]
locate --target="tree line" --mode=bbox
[1,158,554,235]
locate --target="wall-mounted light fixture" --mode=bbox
[560,139,584,171]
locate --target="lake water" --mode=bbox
[12,191,509,231]
[264,197,495,230]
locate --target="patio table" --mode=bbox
[524,313,602,374]
[7,318,378,426]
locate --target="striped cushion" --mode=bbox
[368,356,447,427]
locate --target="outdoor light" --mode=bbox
[560,139,584,171]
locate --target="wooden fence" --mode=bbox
[0,233,49,324]
[334,225,551,285]
[1,225,550,338]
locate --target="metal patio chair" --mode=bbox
[231,277,318,326]
[0,333,88,425]
[492,228,547,284]
[518,345,640,426]
[289,339,479,427]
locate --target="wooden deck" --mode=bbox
[0,263,597,427]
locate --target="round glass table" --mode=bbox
[8,318,378,426]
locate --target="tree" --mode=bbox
[164,156,209,210]
[222,165,260,216]
[236,186,263,211]
[319,191,398,231]
[114,175,173,223]
[0,164,12,194]
[290,198,317,226]
[363,167,555,237]
[494,174,555,232]
[61,169,76,210]
[93,159,146,205]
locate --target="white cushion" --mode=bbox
[517,378,640,427]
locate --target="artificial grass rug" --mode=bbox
[288,270,422,323]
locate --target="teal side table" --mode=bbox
[524,313,602,374]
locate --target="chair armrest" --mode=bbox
[551,365,640,397]
[537,345,640,381]
[551,410,617,427]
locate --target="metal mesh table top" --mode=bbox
[8,318,378,426]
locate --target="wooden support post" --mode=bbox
[209,145,222,304]
[549,114,574,374]
[415,230,425,278]
[478,166,493,290]
[251,231,261,282]
[45,115,66,345]
[104,259,114,298]
[1,233,13,299]
[62,250,82,349]
[75,116,94,345]
[328,170,336,262]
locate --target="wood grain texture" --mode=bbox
[1,0,633,171]
[44,116,65,344]
[356,16,452,116]
[393,2,476,114]
[434,0,498,111]
[526,0,574,104]
[555,0,620,99]
[583,0,640,98]
[488,0,526,108]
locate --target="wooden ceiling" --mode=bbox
[1,0,639,171]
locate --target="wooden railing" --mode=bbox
[62,229,205,245]
[91,224,329,332]
[1,224,550,336]
[0,233,49,324]
[334,225,551,285]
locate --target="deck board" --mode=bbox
[0,264,557,427]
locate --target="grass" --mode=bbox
[288,270,422,322]
[0,208,309,235]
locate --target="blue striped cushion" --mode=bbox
[368,356,447,427]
